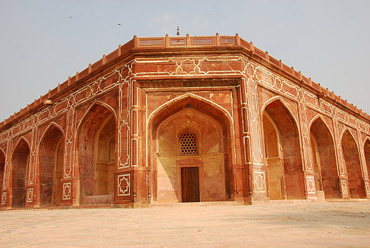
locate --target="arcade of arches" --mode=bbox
[0,35,370,209]
[2,94,370,209]
[0,92,370,208]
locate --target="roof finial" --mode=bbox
[177,26,180,36]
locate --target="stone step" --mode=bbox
[326,198,369,202]
[269,200,310,204]
[150,201,239,208]
[84,195,114,205]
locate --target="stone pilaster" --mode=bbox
[131,79,147,206]
[25,126,37,208]
[297,97,317,199]
[233,87,251,204]
[1,139,11,209]
[244,67,268,202]
[332,118,349,198]
[61,106,75,206]
[115,65,134,205]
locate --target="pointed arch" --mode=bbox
[11,137,30,208]
[308,115,335,140]
[76,101,117,133]
[340,128,359,148]
[38,122,65,207]
[342,129,366,198]
[262,97,305,200]
[38,122,65,148]
[12,136,30,157]
[310,116,340,199]
[148,94,235,203]
[76,101,117,205]
[147,93,234,130]
[261,96,300,130]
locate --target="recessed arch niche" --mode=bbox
[149,96,234,203]
[342,130,366,198]
[309,117,340,199]
[262,99,305,200]
[77,104,116,205]
[38,124,65,207]
[11,138,30,208]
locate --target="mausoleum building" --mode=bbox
[1,34,370,209]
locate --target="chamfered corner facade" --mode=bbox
[1,34,370,209]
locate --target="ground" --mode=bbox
[1,201,370,247]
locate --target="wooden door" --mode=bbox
[181,167,200,202]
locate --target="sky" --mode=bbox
[0,0,369,122]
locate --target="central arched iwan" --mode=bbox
[262,99,305,200]
[342,130,366,198]
[149,96,234,203]
[77,104,116,205]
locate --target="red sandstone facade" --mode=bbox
[1,34,370,209]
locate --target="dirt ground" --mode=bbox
[1,201,370,248]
